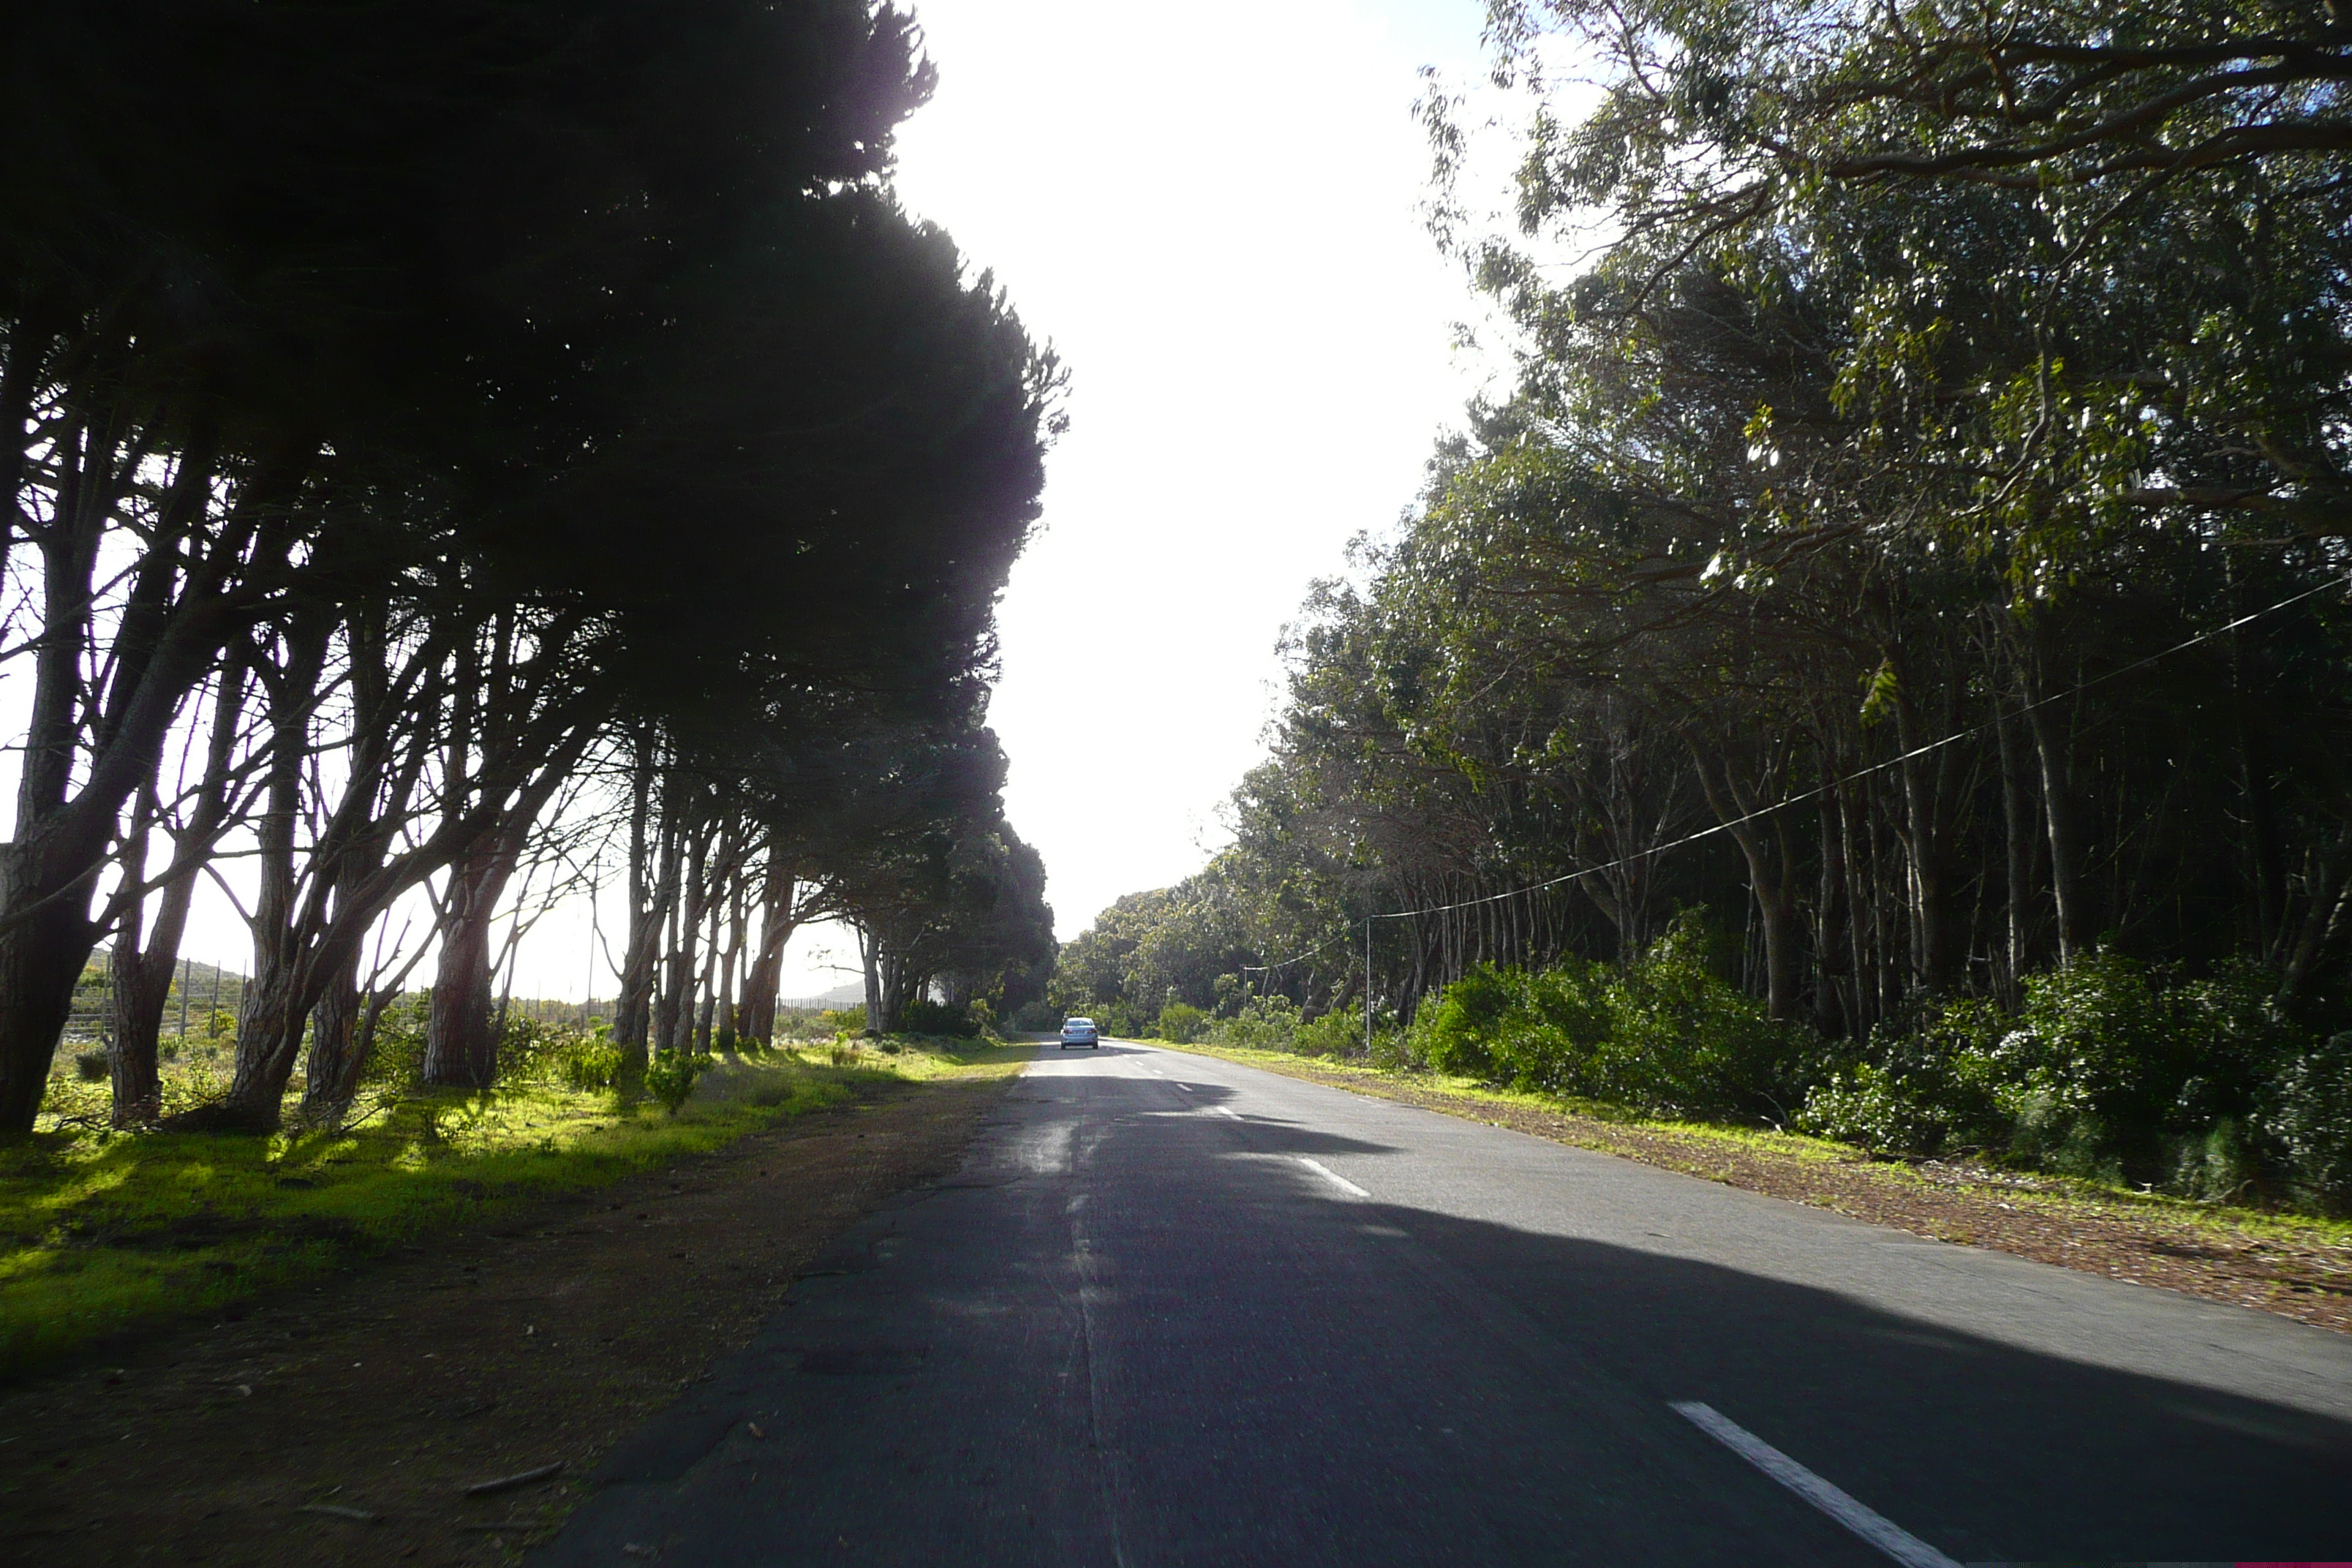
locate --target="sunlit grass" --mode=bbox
[0,1039,1022,1378]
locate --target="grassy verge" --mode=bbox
[1,1036,1031,1378]
[1164,1039,2352,1255]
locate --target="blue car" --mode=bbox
[1059,1017,1101,1049]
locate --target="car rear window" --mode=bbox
[1067,1018,1093,1027]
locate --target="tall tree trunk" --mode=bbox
[1691,743,1800,1021]
[301,957,365,1115]
[660,813,711,1055]
[423,818,530,1090]
[739,855,796,1047]
[2019,619,2094,962]
[107,799,166,1126]
[1994,696,2034,1007]
[1813,772,1850,1039]
[108,659,247,1124]
[859,924,882,1035]
[614,737,664,1067]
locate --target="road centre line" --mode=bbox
[1296,1158,1371,1199]
[1668,1402,1961,1568]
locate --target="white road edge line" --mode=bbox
[1210,1106,1242,1120]
[1669,1402,1961,1568]
[1296,1158,1371,1199]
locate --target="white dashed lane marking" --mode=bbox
[1670,1402,1961,1568]
[1296,1158,1371,1199]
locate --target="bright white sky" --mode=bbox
[892,0,1499,944]
[49,0,1515,1003]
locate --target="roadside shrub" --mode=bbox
[1156,1002,1210,1044]
[1404,914,1798,1118]
[561,1038,625,1093]
[898,998,979,1038]
[1797,1003,2007,1156]
[818,1007,866,1036]
[644,1049,706,1115]
[494,1014,578,1085]
[1009,998,1060,1031]
[1492,960,1613,1093]
[1411,963,1518,1078]
[73,1048,108,1082]
[1293,1005,1368,1058]
[1988,951,2174,1166]
[1591,912,1798,1119]
[1207,995,1300,1051]
[1090,1000,1146,1039]
[2264,1032,2352,1214]
[358,992,430,1088]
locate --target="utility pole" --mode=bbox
[1364,917,1373,1058]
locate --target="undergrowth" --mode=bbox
[0,1036,1019,1378]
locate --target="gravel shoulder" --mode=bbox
[1167,1042,2352,1337]
[0,1065,1022,1566]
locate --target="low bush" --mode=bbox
[1206,995,1301,1052]
[1409,913,1801,1120]
[1798,1003,2007,1156]
[560,1038,625,1093]
[73,1048,108,1082]
[643,1050,707,1115]
[2264,1032,2352,1215]
[1156,1002,1210,1044]
[897,998,979,1039]
[1009,998,1060,1031]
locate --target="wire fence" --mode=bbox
[63,958,251,1045]
[58,956,860,1049]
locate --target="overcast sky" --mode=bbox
[60,0,1507,1002]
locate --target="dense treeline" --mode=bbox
[1058,0,2352,1207]
[0,3,1055,1137]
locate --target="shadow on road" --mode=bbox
[529,1044,2352,1567]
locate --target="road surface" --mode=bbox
[532,1041,2352,1565]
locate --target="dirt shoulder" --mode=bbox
[0,1064,1022,1566]
[1171,1042,2352,1337]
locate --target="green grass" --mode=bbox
[1,1039,1025,1379]
[1162,1039,2352,1250]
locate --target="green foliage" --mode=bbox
[1156,1002,1210,1044]
[2264,1033,2352,1215]
[643,1051,708,1116]
[560,1039,625,1094]
[1798,1003,2008,1156]
[1292,1006,1369,1059]
[1793,955,2346,1207]
[1411,963,1520,1079]
[0,1054,874,1376]
[897,998,979,1039]
[358,992,431,1089]
[1205,995,1302,1052]
[1413,915,1801,1120]
[72,1049,107,1082]
[819,1007,867,1036]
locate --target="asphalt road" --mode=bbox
[532,1041,2352,1566]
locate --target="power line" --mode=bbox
[1240,570,2349,967]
